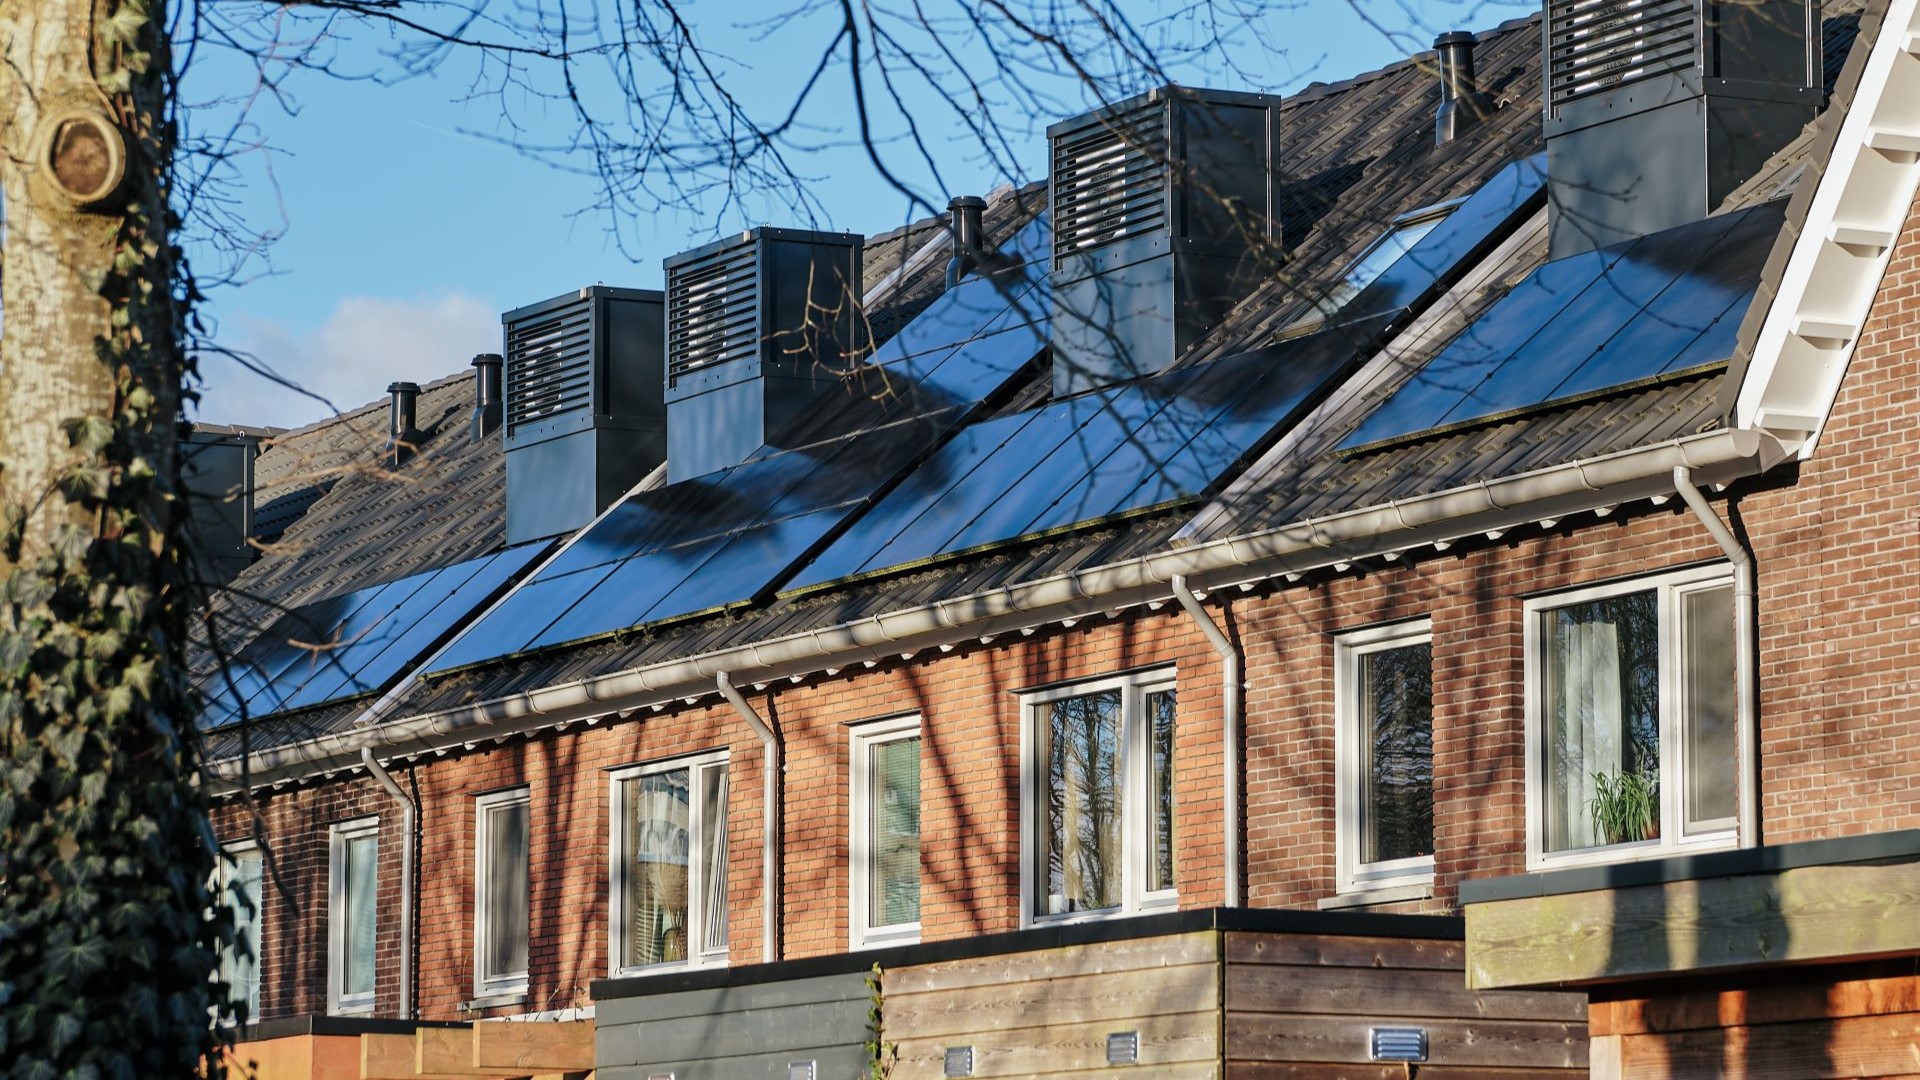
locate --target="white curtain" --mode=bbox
[1553,620,1621,851]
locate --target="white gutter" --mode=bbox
[360,747,415,1018]
[1672,467,1762,849]
[1170,575,1241,906]
[715,671,781,963]
[215,428,1786,789]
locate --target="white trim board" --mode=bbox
[1735,0,1920,458]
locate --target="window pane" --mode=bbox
[1360,643,1434,865]
[1682,586,1737,830]
[1042,690,1122,916]
[624,770,691,967]
[869,735,922,928]
[343,834,377,997]
[1543,592,1661,852]
[225,850,263,1018]
[481,800,530,981]
[700,766,729,953]
[1147,691,1176,893]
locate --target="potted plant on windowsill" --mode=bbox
[1588,769,1659,846]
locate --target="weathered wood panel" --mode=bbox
[891,1012,1219,1079]
[1225,929,1588,1076]
[1466,861,1920,989]
[886,933,1221,1079]
[1586,963,1920,1080]
[223,1034,361,1080]
[1229,961,1586,1022]
[1225,930,1464,971]
[595,970,872,1080]
[1615,1013,1920,1079]
[1226,1013,1587,1071]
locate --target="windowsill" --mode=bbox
[1528,831,1738,874]
[1024,898,1178,930]
[328,1002,375,1018]
[460,989,529,1012]
[853,927,921,952]
[1318,880,1435,910]
[612,954,729,979]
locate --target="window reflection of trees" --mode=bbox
[1046,690,1121,914]
[1362,643,1433,865]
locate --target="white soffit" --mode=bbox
[1735,0,1920,458]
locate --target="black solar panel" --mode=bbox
[425,220,1056,672]
[1339,200,1785,451]
[196,543,548,727]
[785,322,1370,590]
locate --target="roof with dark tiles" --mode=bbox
[203,0,1876,765]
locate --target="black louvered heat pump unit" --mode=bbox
[500,285,666,544]
[663,227,864,482]
[1048,85,1281,396]
[1541,0,1819,257]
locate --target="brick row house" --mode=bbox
[192,0,1920,1076]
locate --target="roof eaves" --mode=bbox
[211,426,1784,790]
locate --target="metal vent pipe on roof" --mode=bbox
[471,353,504,443]
[387,381,423,466]
[945,195,988,289]
[1433,31,1489,146]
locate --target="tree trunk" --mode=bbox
[0,0,228,1073]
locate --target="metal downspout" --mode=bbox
[1672,467,1761,848]
[716,671,781,962]
[1171,575,1242,906]
[360,747,416,1017]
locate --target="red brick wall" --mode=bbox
[211,187,1920,1023]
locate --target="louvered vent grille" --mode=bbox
[505,294,594,435]
[1547,0,1697,112]
[1052,101,1168,266]
[668,239,759,385]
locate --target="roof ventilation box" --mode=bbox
[1048,85,1280,397]
[663,228,865,482]
[501,285,666,545]
[179,428,261,587]
[1543,0,1819,258]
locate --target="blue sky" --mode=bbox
[182,1,1526,429]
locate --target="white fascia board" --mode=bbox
[1735,0,1920,458]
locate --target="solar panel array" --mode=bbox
[1339,198,1784,451]
[784,322,1374,591]
[197,543,548,727]
[427,217,1055,670]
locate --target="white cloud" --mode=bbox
[196,292,500,430]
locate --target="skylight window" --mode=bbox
[1287,202,1459,334]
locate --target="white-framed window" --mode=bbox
[851,716,923,949]
[474,787,531,998]
[1525,564,1738,869]
[1335,620,1435,895]
[327,817,379,1014]
[1020,669,1177,925]
[609,751,730,975]
[215,842,264,1022]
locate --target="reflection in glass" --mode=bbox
[1360,643,1434,865]
[1543,591,1660,852]
[624,770,692,967]
[342,833,377,997]
[870,735,922,928]
[1043,690,1122,916]
[1148,691,1177,893]
[481,799,529,982]
[1682,586,1736,832]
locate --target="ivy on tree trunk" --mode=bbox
[0,0,232,1076]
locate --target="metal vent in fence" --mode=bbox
[1052,101,1167,265]
[943,1045,975,1077]
[1106,1031,1140,1065]
[1547,0,1697,112]
[504,293,594,435]
[667,236,759,385]
[1370,1026,1430,1063]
